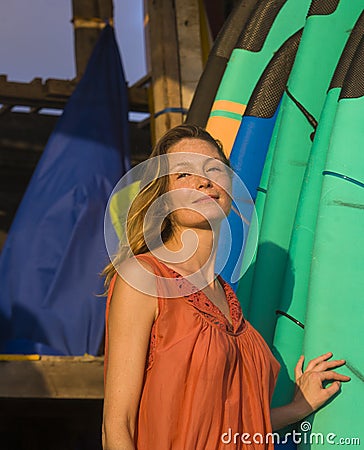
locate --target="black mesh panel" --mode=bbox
[340,34,364,99]
[215,0,260,58]
[307,0,340,17]
[246,29,303,118]
[330,11,364,90]
[236,0,288,52]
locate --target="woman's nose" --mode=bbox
[196,175,212,188]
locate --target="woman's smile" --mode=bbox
[192,193,219,203]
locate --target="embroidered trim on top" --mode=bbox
[222,279,243,327]
[144,258,245,368]
[167,267,244,333]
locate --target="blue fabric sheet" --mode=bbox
[0,25,130,355]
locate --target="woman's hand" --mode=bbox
[271,352,351,431]
[291,352,351,419]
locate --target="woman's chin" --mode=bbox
[179,215,225,230]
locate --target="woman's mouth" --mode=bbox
[193,194,219,204]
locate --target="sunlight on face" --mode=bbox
[166,139,232,228]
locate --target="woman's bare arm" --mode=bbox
[102,264,158,450]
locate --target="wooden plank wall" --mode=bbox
[146,0,206,142]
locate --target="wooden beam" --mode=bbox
[128,84,149,113]
[175,0,204,110]
[0,76,149,113]
[71,0,114,77]
[0,76,75,110]
[146,0,183,142]
[146,0,205,142]
[0,355,104,399]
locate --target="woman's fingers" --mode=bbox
[294,355,305,380]
[305,351,333,372]
[320,380,342,401]
[318,371,351,403]
[319,370,351,383]
[323,359,346,368]
[311,358,347,373]
[295,352,350,385]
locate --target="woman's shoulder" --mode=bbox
[118,252,157,272]
[112,253,159,299]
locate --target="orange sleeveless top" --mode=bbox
[105,254,280,449]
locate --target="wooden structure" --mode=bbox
[0,1,237,449]
[72,0,114,77]
[0,0,150,250]
[0,2,143,449]
[0,0,238,246]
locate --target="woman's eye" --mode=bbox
[207,166,222,173]
[176,172,191,179]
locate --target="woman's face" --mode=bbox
[166,138,232,230]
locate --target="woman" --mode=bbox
[102,124,349,450]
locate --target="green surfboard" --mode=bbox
[247,0,364,348]
[299,33,364,450]
[272,9,364,408]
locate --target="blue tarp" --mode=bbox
[0,25,130,355]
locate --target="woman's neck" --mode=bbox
[153,225,220,287]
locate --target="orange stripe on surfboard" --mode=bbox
[210,100,246,116]
[207,113,246,158]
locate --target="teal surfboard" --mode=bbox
[247,0,364,347]
[272,9,364,408]
[218,29,303,288]
[300,32,364,450]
